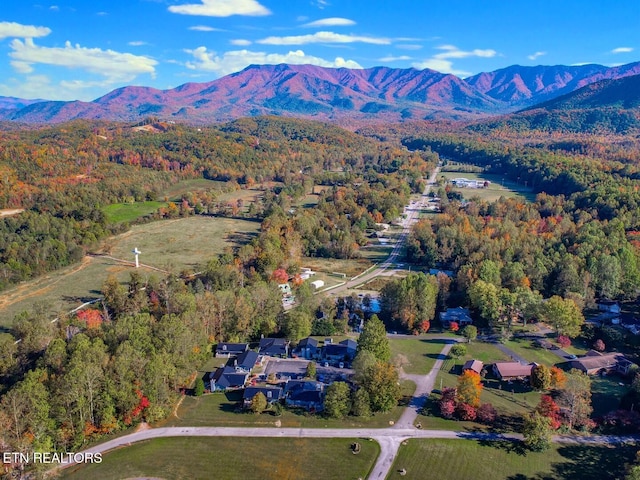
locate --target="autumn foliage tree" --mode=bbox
[593,339,606,352]
[557,335,572,348]
[550,366,567,389]
[536,395,562,429]
[530,364,552,391]
[456,370,483,408]
[439,387,456,419]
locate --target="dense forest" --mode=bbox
[0,117,434,290]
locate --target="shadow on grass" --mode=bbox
[420,338,452,344]
[477,438,528,456]
[503,443,637,480]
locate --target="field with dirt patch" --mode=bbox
[0,216,260,325]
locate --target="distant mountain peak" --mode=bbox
[2,61,640,124]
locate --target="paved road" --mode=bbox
[327,167,441,296]
[394,340,457,429]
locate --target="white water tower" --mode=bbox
[132,247,141,268]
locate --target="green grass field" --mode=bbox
[163,380,415,429]
[388,439,636,480]
[60,437,379,480]
[103,201,168,223]
[0,216,260,325]
[159,178,227,200]
[439,170,536,203]
[503,338,565,366]
[390,337,449,375]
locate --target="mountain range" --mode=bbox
[2,61,640,124]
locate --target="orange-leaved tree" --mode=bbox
[456,370,483,408]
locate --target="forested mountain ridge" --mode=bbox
[1,61,639,124]
[465,61,640,107]
[465,74,640,134]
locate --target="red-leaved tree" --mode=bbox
[536,395,561,429]
[557,335,571,348]
[477,403,497,424]
[419,320,431,333]
[456,402,477,421]
[439,387,456,419]
[450,321,459,332]
[76,308,103,329]
[272,268,289,284]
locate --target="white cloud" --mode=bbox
[527,51,546,61]
[314,0,330,8]
[188,25,224,31]
[378,55,411,62]
[169,0,270,17]
[412,44,497,76]
[0,74,100,101]
[9,38,157,82]
[303,18,356,27]
[612,47,633,54]
[184,47,362,76]
[412,58,469,76]
[230,39,252,46]
[49,5,60,11]
[128,41,149,46]
[258,31,390,46]
[396,44,422,51]
[434,44,496,59]
[0,21,51,40]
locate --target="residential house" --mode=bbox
[215,343,249,358]
[229,350,262,373]
[278,284,292,295]
[597,301,622,314]
[285,380,325,412]
[492,362,535,381]
[243,386,283,408]
[295,337,319,360]
[208,366,249,391]
[462,359,484,375]
[259,338,289,357]
[323,339,357,363]
[439,307,473,327]
[570,350,634,375]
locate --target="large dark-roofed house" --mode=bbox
[208,366,249,391]
[259,338,288,357]
[243,386,283,408]
[570,351,634,375]
[229,350,261,373]
[215,342,248,357]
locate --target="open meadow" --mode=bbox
[388,439,636,480]
[0,216,260,325]
[60,437,379,480]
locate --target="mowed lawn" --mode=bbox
[61,437,379,480]
[439,170,536,203]
[503,338,566,366]
[102,201,167,224]
[388,439,636,480]
[390,337,449,375]
[163,380,416,429]
[0,216,260,325]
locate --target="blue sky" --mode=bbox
[0,0,638,101]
